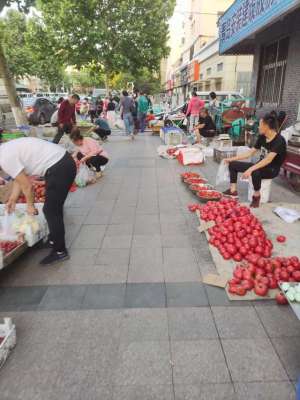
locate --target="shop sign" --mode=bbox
[219,0,300,53]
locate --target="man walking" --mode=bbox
[53,94,80,144]
[137,92,149,133]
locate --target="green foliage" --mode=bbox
[67,66,105,93]
[0,10,67,87]
[0,10,34,78]
[111,68,161,94]
[37,0,175,76]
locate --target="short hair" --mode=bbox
[122,90,129,96]
[70,127,83,141]
[200,108,208,115]
[192,91,197,96]
[57,97,64,104]
[209,91,217,100]
[261,112,278,131]
[71,94,80,101]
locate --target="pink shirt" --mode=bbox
[77,137,108,159]
[186,97,205,116]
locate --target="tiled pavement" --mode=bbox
[0,132,299,399]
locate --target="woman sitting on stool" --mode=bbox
[223,112,286,208]
[194,108,216,143]
[70,128,109,179]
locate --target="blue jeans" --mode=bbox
[123,113,134,135]
[138,112,147,132]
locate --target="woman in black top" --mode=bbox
[223,112,287,208]
[194,108,216,143]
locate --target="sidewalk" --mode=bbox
[0,132,299,400]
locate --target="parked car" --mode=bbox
[25,97,57,125]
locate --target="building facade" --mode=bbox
[161,0,253,107]
[219,0,300,123]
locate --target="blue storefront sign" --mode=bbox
[219,0,300,54]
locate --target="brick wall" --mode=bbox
[250,9,300,124]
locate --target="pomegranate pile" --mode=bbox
[188,198,300,300]
[0,240,22,255]
[18,180,45,203]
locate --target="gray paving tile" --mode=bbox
[114,341,172,385]
[271,337,300,380]
[65,249,98,266]
[125,283,166,308]
[102,235,132,249]
[132,234,162,248]
[79,309,122,343]
[205,286,253,307]
[106,223,134,236]
[120,309,168,343]
[174,383,236,400]
[222,338,289,382]
[212,306,267,339]
[168,307,218,340]
[127,262,164,283]
[134,221,161,234]
[166,283,208,307]
[0,286,47,308]
[80,264,128,284]
[96,248,130,266]
[234,382,295,400]
[83,211,111,225]
[172,340,231,384]
[72,225,106,248]
[112,385,173,400]
[162,234,192,248]
[160,222,190,235]
[255,305,300,337]
[163,262,201,283]
[130,247,163,266]
[38,285,87,310]
[163,248,196,265]
[82,284,125,309]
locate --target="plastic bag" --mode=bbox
[0,213,18,241]
[216,160,230,186]
[75,164,90,188]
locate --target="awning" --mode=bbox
[219,0,300,54]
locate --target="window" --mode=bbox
[200,73,203,80]
[257,37,289,106]
[217,63,223,72]
[215,79,222,91]
[190,45,194,61]
[206,67,212,75]
[205,81,210,91]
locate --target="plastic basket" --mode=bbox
[213,147,237,164]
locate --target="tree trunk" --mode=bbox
[0,41,27,126]
[105,72,110,96]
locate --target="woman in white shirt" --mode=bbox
[0,137,76,265]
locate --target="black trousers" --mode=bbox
[94,127,111,140]
[77,152,109,172]
[53,123,73,144]
[43,153,76,252]
[229,161,279,191]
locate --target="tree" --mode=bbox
[37,0,175,93]
[0,0,34,125]
[110,68,161,94]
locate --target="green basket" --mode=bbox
[2,132,26,140]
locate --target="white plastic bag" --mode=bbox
[0,213,18,241]
[178,147,204,165]
[75,164,90,187]
[216,160,230,186]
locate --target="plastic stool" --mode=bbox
[248,179,272,204]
